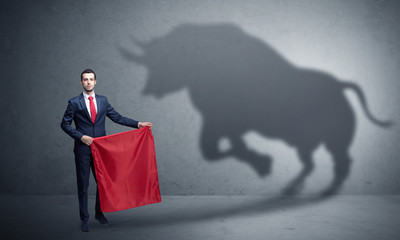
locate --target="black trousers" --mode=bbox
[74,152,102,221]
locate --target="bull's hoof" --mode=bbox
[320,187,338,197]
[281,185,300,195]
[254,159,271,177]
[281,181,304,195]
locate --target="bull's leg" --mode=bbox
[229,136,272,176]
[282,148,314,195]
[321,147,351,196]
[200,128,231,160]
[200,128,271,176]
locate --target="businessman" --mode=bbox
[61,69,152,232]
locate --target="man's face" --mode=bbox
[81,73,96,93]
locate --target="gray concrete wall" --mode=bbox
[1,0,399,195]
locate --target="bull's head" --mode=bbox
[120,35,189,99]
[121,24,289,100]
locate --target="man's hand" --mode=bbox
[81,135,94,146]
[138,122,153,129]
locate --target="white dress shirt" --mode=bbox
[83,92,98,117]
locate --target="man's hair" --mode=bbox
[81,69,96,80]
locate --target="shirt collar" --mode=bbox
[83,91,96,100]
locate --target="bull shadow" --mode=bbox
[122,23,390,196]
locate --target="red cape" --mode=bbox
[90,127,161,212]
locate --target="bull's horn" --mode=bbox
[124,50,144,63]
[119,46,145,63]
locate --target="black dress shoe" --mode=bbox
[95,214,109,225]
[81,221,89,232]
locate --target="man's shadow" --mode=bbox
[121,23,391,197]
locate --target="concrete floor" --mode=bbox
[1,195,399,240]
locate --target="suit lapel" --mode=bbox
[95,95,101,123]
[79,93,92,123]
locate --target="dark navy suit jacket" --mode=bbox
[61,93,139,154]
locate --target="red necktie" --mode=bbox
[88,96,97,124]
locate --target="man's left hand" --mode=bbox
[139,122,153,129]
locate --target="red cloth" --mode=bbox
[90,127,161,212]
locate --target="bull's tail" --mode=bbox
[343,82,392,127]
